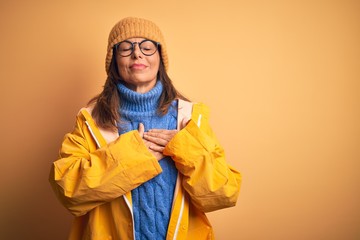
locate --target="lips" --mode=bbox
[130,63,147,70]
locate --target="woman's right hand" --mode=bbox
[138,123,165,161]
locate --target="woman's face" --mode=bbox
[115,37,160,93]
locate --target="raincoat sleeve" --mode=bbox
[163,103,241,212]
[49,112,162,217]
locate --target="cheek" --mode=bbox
[116,58,128,77]
[151,56,161,72]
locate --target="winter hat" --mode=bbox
[105,17,168,73]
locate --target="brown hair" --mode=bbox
[89,48,188,130]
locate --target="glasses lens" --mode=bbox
[116,40,158,57]
[140,40,158,56]
[117,41,133,56]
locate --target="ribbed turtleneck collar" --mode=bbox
[117,81,163,116]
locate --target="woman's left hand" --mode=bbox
[143,129,178,152]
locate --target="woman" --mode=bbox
[49,17,241,240]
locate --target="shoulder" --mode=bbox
[193,102,210,114]
[76,102,95,121]
[67,104,97,135]
[177,99,210,117]
[76,103,119,145]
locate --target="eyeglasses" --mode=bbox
[114,39,160,57]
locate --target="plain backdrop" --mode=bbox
[0,0,359,239]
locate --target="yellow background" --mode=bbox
[1,0,359,239]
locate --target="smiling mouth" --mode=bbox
[131,64,147,70]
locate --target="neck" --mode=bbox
[124,81,157,93]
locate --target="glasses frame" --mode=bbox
[114,39,160,57]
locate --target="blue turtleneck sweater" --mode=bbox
[117,81,178,240]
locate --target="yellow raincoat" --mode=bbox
[49,100,241,240]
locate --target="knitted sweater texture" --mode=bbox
[117,81,178,240]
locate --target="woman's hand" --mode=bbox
[138,123,178,161]
[144,128,178,152]
[138,123,165,161]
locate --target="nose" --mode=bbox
[132,43,143,59]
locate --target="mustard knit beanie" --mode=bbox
[105,17,168,74]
